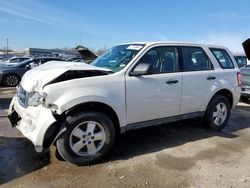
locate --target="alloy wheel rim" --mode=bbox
[5,75,18,86]
[213,103,227,126]
[69,121,106,156]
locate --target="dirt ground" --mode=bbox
[1,87,250,188]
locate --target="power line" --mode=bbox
[6,38,8,55]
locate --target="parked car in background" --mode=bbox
[240,65,250,102]
[0,57,7,62]
[66,57,84,62]
[0,57,64,87]
[74,59,85,63]
[240,38,250,102]
[234,54,248,68]
[1,57,31,64]
[8,42,241,165]
[29,57,64,68]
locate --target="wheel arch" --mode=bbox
[65,101,121,135]
[3,72,21,79]
[208,89,233,109]
[43,101,121,148]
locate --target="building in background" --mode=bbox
[24,48,80,59]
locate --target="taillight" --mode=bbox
[237,72,241,86]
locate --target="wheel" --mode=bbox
[240,96,249,103]
[205,95,231,131]
[3,74,20,87]
[56,111,115,165]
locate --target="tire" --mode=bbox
[3,74,20,87]
[240,96,249,103]
[56,111,116,166]
[205,95,231,131]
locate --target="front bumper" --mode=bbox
[8,95,56,151]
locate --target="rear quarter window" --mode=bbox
[210,48,234,69]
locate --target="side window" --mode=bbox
[137,49,160,74]
[181,47,213,71]
[19,61,33,68]
[136,47,178,74]
[9,59,19,63]
[210,48,234,69]
[159,47,178,73]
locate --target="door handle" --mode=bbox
[166,79,178,84]
[207,76,216,80]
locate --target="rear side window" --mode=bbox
[181,47,213,71]
[210,48,234,69]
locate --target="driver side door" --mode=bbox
[125,46,182,124]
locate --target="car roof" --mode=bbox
[9,57,30,59]
[120,41,227,49]
[34,57,62,59]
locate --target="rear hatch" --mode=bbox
[241,39,250,86]
[242,38,250,60]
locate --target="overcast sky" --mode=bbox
[0,0,249,53]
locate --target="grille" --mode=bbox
[17,85,28,108]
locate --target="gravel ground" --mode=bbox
[0,87,250,188]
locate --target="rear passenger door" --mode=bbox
[180,46,216,114]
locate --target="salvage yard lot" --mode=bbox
[0,87,250,188]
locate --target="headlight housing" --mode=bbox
[28,92,47,107]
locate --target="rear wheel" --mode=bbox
[56,111,115,166]
[3,74,20,87]
[205,95,231,131]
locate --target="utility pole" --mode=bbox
[6,38,8,55]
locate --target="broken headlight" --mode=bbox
[28,92,47,107]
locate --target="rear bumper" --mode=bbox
[241,93,250,98]
[241,85,250,97]
[8,96,56,151]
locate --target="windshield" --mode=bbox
[234,56,247,68]
[91,44,145,72]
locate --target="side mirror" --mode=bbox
[30,62,38,69]
[130,63,150,76]
[25,64,31,69]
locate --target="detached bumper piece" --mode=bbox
[8,106,21,127]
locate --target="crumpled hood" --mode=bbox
[21,61,110,92]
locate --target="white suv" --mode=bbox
[8,42,241,165]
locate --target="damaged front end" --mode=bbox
[8,62,112,152]
[8,95,57,152]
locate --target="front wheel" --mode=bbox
[56,111,116,166]
[205,95,231,131]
